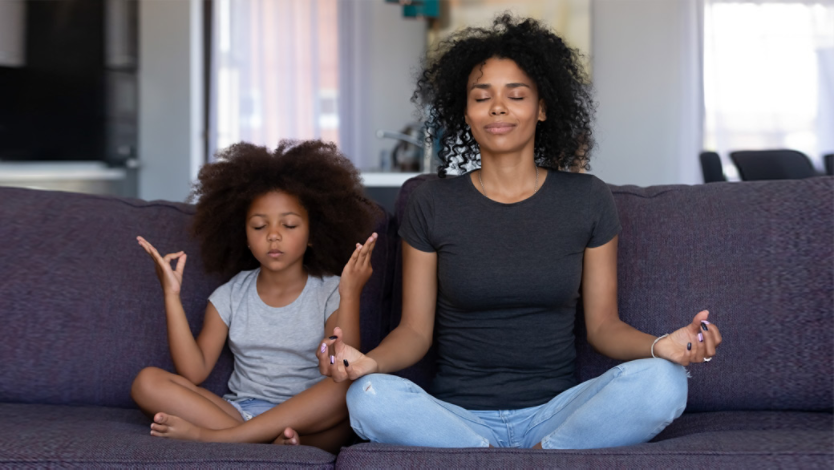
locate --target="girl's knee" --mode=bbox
[131,367,179,400]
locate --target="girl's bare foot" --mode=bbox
[273,427,301,446]
[149,412,203,441]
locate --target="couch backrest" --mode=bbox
[0,187,394,408]
[391,174,833,412]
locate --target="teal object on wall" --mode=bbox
[385,0,439,19]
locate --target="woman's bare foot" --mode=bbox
[149,412,203,441]
[273,427,301,446]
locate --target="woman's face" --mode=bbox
[464,57,546,158]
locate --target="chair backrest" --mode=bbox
[824,153,833,176]
[699,151,727,183]
[730,149,817,181]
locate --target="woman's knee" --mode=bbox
[347,374,412,420]
[636,359,688,417]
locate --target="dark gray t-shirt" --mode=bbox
[398,170,621,410]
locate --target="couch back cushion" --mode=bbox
[391,175,833,412]
[0,187,394,408]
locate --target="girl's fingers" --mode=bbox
[175,254,187,276]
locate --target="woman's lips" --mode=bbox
[484,123,516,135]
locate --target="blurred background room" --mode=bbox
[0,0,832,210]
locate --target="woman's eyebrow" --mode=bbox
[470,82,531,90]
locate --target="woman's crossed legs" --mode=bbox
[346,358,688,449]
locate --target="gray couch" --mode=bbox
[0,175,831,468]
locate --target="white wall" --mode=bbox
[590,0,701,187]
[138,0,203,202]
[0,0,25,67]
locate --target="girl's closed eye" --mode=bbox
[283,224,297,229]
[253,225,266,230]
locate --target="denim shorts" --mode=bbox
[225,397,278,421]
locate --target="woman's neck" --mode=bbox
[474,150,544,203]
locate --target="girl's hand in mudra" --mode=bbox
[316,327,379,382]
[654,310,723,365]
[137,236,186,296]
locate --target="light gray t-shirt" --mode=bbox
[208,268,340,404]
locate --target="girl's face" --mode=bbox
[246,191,311,275]
[464,57,546,158]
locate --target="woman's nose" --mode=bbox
[490,102,507,115]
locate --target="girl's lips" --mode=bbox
[268,251,283,258]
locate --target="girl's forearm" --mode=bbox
[196,376,350,443]
[163,293,209,382]
[335,295,361,350]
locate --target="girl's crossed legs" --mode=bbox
[346,358,688,449]
[131,367,352,453]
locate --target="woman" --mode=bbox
[319,15,722,450]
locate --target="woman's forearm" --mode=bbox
[366,322,432,374]
[589,318,656,361]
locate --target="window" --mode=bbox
[703,1,834,176]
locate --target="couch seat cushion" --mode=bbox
[336,411,833,469]
[0,403,335,469]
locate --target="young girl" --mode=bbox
[131,140,380,453]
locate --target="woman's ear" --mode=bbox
[538,99,547,122]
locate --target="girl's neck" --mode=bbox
[256,263,308,299]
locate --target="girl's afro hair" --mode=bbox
[189,140,381,278]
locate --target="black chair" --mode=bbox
[699,151,727,183]
[824,153,833,176]
[730,149,818,181]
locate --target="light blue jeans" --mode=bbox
[346,358,688,449]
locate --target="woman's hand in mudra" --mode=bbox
[316,327,379,382]
[653,310,722,365]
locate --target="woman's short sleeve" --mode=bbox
[397,183,436,252]
[587,176,622,248]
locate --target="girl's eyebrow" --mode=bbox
[248,212,301,219]
[470,82,531,90]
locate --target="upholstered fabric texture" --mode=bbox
[0,403,335,468]
[0,187,394,409]
[391,175,833,413]
[336,411,833,469]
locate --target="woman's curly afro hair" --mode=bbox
[413,14,595,176]
[189,140,381,278]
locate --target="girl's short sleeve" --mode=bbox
[323,277,340,322]
[397,183,436,252]
[208,281,233,326]
[587,176,622,248]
